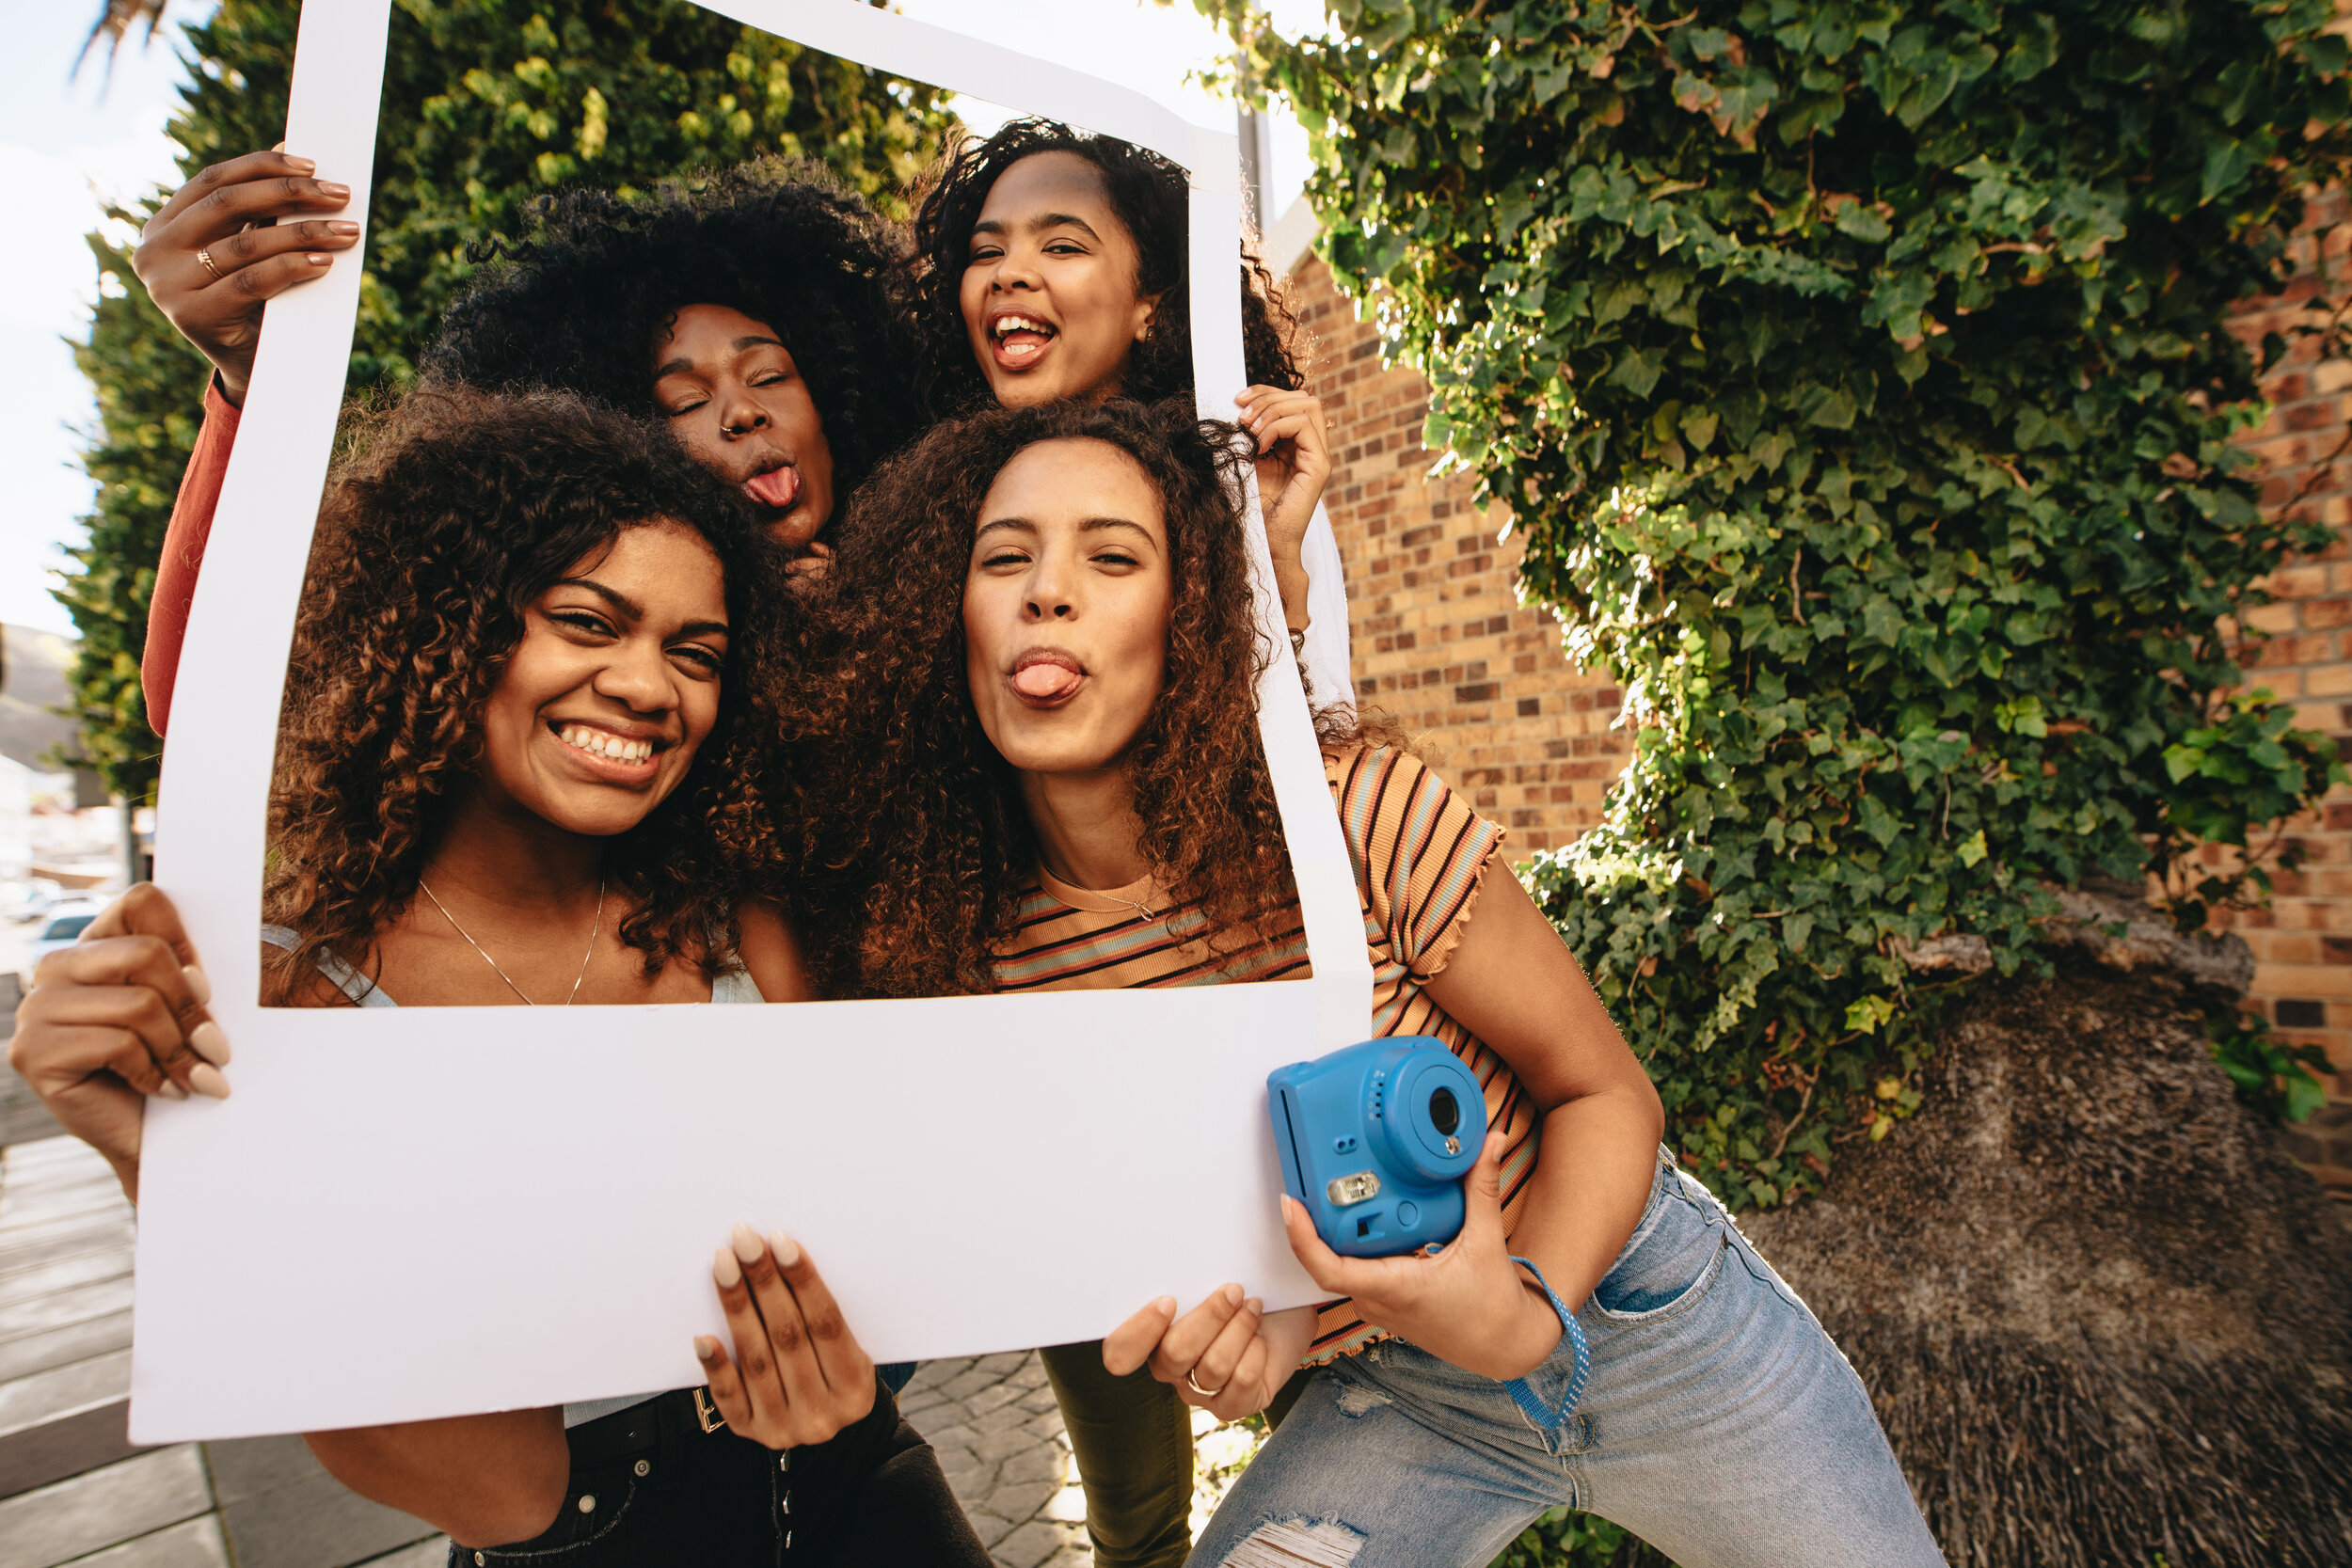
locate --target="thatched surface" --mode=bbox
[1742,949,2352,1567]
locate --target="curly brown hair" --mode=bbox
[263,385,793,1001]
[903,118,1306,420]
[796,398,1295,996]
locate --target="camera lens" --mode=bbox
[1428,1085,1460,1136]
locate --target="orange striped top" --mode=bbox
[991,745,1541,1365]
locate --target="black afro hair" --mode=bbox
[424,160,916,494]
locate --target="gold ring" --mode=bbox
[197,246,224,282]
[1183,1369,1226,1400]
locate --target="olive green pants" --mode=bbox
[1039,1341,1315,1568]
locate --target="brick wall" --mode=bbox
[1289,236,2352,1197]
[1290,260,1626,855]
[2214,191,2352,1195]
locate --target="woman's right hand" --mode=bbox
[1101,1284,1314,1425]
[694,1225,878,1447]
[131,150,358,406]
[8,884,230,1202]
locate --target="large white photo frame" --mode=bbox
[135,0,1372,1442]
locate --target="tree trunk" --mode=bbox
[1742,902,2352,1567]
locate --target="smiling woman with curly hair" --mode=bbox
[13,383,997,1568]
[260,383,787,998]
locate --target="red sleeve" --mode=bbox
[142,378,242,739]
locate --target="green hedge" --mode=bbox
[1219,0,2349,1208]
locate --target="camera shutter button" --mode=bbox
[1396,1201,1420,1227]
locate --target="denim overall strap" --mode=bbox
[1502,1255,1591,1435]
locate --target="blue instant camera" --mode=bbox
[1266,1036,1487,1258]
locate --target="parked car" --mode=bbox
[28,902,105,966]
[3,879,66,924]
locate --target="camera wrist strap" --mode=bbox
[1502,1254,1592,1433]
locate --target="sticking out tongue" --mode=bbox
[745,467,801,510]
[1013,662,1080,698]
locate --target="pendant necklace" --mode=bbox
[418,877,606,1005]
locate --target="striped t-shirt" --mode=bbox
[991,744,1541,1365]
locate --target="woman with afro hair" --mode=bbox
[133,153,913,736]
[902,117,1356,714]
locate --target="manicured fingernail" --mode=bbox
[181,965,212,1006]
[730,1223,763,1264]
[1155,1295,1177,1316]
[693,1335,721,1360]
[1224,1283,1244,1307]
[284,154,316,172]
[767,1230,801,1268]
[156,1079,188,1101]
[329,221,360,235]
[713,1246,742,1289]
[188,1063,230,1100]
[1244,1297,1263,1314]
[318,182,350,198]
[188,1021,230,1067]
[307,253,331,265]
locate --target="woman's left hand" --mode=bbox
[1281,1132,1565,1383]
[1235,385,1328,628]
[695,1225,877,1448]
[1102,1285,1316,1425]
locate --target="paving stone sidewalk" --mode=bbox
[900,1354,1089,1568]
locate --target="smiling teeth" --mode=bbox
[559,725,653,763]
[993,314,1053,338]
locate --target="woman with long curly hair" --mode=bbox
[11,387,993,1568]
[903,117,1356,711]
[814,398,1941,1568]
[134,156,912,734]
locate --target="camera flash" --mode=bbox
[1327,1171,1381,1206]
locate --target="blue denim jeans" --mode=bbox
[1188,1153,1946,1568]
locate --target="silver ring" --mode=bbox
[1183,1369,1225,1399]
[196,246,224,282]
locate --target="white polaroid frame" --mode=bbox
[134,0,1372,1441]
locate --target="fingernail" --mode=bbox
[730,1222,764,1264]
[1224,1283,1244,1307]
[318,182,351,198]
[157,1079,188,1101]
[284,154,316,172]
[188,1021,231,1067]
[181,965,212,1006]
[188,1063,230,1100]
[329,221,360,235]
[307,253,331,265]
[713,1246,742,1289]
[1245,1297,1263,1314]
[693,1335,721,1360]
[767,1230,801,1268]
[1156,1295,1177,1316]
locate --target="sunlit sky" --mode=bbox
[1,0,1327,638]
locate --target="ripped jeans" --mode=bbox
[1187,1153,1947,1568]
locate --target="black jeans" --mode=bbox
[451,1376,990,1567]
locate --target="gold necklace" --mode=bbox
[417,877,605,1005]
